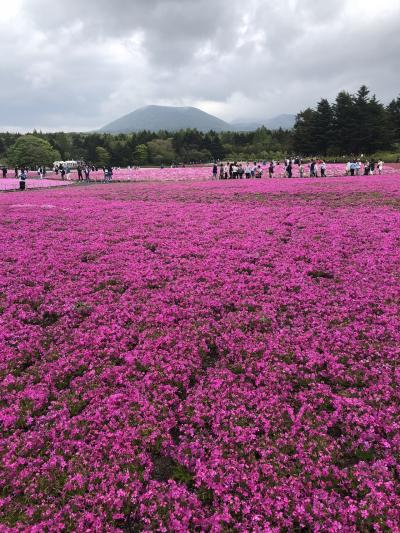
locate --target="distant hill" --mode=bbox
[99,105,232,133]
[100,105,296,133]
[232,114,296,131]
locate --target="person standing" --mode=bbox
[19,168,27,190]
[245,163,252,179]
[321,161,326,177]
[219,163,224,179]
[84,165,90,181]
[378,160,383,175]
[2,166,7,178]
[77,164,83,182]
[286,162,293,178]
[232,163,238,179]
[223,163,229,180]
[369,161,375,175]
[299,164,305,178]
[268,162,274,178]
[212,163,218,179]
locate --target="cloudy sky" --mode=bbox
[1,0,399,131]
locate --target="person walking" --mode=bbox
[219,163,224,179]
[286,162,293,178]
[245,163,252,179]
[378,160,383,175]
[299,164,305,178]
[321,161,326,177]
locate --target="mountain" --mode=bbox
[265,114,296,130]
[100,105,297,134]
[99,105,232,133]
[232,114,296,131]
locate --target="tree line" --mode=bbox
[0,86,399,168]
[293,85,400,157]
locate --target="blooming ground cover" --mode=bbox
[0,179,72,192]
[0,175,400,531]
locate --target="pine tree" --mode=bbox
[313,99,334,156]
[387,97,400,143]
[332,91,357,154]
[293,108,317,156]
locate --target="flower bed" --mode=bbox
[0,178,72,191]
[0,176,399,531]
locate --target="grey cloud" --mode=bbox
[0,0,399,130]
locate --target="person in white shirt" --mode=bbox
[378,160,383,175]
[223,164,229,179]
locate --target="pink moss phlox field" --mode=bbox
[0,179,72,191]
[0,175,400,531]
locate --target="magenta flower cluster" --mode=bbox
[0,174,399,531]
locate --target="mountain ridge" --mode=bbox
[99,105,295,133]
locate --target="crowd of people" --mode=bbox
[0,157,388,191]
[345,159,384,176]
[211,159,328,179]
[211,158,384,179]
[54,163,114,182]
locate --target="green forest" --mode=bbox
[1,86,399,167]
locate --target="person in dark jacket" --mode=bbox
[19,169,27,190]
